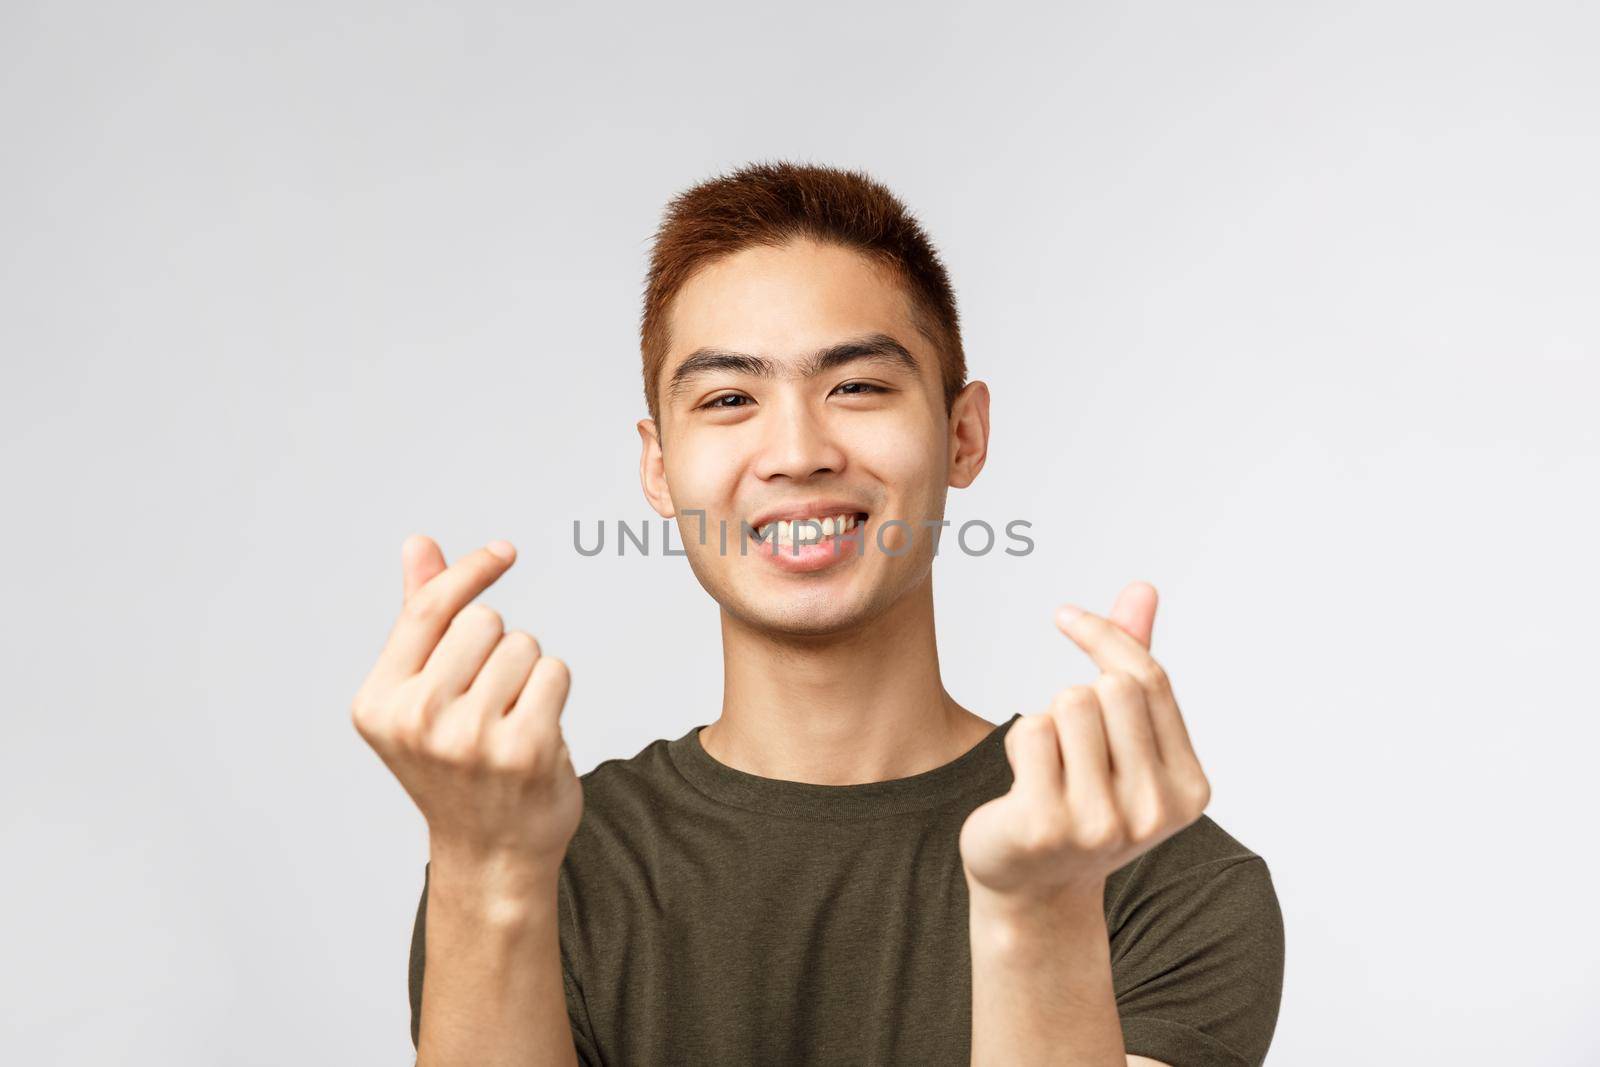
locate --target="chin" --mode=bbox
[725,584,882,638]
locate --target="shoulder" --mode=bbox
[561,736,688,873]
[572,734,686,819]
[1107,813,1271,913]
[1104,813,1284,991]
[1108,816,1285,1065]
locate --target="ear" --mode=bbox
[947,380,990,489]
[637,418,676,518]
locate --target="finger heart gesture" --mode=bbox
[960,582,1212,904]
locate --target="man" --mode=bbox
[353,161,1285,1065]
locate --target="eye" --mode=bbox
[698,393,751,410]
[833,381,887,397]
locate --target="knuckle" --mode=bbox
[1096,670,1141,700]
[456,602,504,632]
[489,725,564,777]
[530,727,567,766]
[438,738,484,771]
[403,594,445,625]
[1050,685,1098,715]
[349,698,381,738]
[426,720,487,769]
[532,655,571,692]
[1074,811,1126,851]
[502,630,541,658]
[1013,713,1050,750]
[395,690,441,744]
[483,743,531,776]
[388,716,423,751]
[1020,813,1066,854]
[1139,661,1172,695]
[1126,798,1168,840]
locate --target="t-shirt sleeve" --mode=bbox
[1106,821,1286,1067]
[407,862,603,1066]
[556,866,604,1066]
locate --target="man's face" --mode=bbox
[639,237,983,637]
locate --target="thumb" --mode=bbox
[401,534,449,603]
[1109,581,1159,649]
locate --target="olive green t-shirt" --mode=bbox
[408,713,1285,1065]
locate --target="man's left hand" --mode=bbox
[960,581,1212,904]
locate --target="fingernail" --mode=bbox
[487,540,516,561]
[1056,604,1082,626]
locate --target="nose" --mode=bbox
[751,393,847,482]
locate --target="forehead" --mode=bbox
[663,239,925,373]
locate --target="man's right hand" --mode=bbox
[351,535,581,887]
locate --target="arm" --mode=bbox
[967,880,1175,1067]
[961,585,1209,1066]
[416,850,579,1067]
[967,879,1126,1066]
[350,536,586,1064]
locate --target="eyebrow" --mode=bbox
[664,332,921,406]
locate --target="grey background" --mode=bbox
[3,1,1596,1063]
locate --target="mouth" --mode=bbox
[752,510,869,550]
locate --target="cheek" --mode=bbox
[853,420,946,500]
[665,443,753,561]
[848,438,946,564]
[666,437,742,503]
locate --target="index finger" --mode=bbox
[402,534,449,602]
[1054,603,1199,769]
[1054,603,1156,678]
[371,540,518,687]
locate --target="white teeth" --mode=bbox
[757,513,860,547]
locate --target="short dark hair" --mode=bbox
[639,160,967,425]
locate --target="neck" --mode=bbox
[701,574,996,784]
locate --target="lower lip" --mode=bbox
[752,521,866,574]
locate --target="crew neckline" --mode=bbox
[666,713,1022,820]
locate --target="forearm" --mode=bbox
[968,877,1125,1067]
[417,847,580,1067]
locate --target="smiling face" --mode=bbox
[637,237,989,637]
